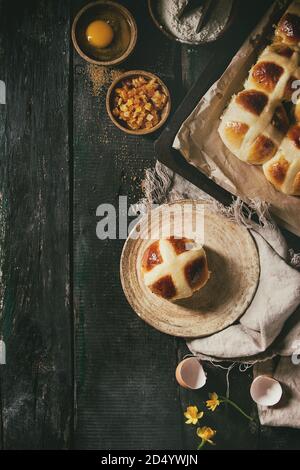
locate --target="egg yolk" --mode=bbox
[86,20,114,48]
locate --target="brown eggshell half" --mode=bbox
[250,375,283,407]
[175,357,206,390]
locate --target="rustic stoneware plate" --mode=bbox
[120,200,260,338]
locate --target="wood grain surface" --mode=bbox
[72,0,184,450]
[0,0,299,450]
[0,0,72,449]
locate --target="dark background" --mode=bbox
[0,0,299,450]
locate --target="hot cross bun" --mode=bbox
[141,237,210,301]
[263,123,300,195]
[275,1,300,49]
[218,1,300,196]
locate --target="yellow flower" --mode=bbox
[184,406,204,425]
[206,392,220,412]
[197,427,216,446]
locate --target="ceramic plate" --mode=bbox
[120,200,260,338]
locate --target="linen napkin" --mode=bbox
[137,162,300,428]
[188,229,300,361]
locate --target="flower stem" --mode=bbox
[197,439,206,450]
[220,396,253,421]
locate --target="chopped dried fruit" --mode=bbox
[111,75,168,131]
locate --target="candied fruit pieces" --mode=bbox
[111,75,168,131]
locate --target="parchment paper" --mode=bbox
[173,0,300,236]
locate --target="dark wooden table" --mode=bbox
[0,0,300,450]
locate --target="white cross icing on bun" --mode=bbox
[141,237,210,301]
[218,1,300,196]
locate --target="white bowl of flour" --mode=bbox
[148,0,234,45]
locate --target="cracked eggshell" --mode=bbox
[175,357,206,390]
[250,375,283,407]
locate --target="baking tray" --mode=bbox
[155,49,234,205]
[155,0,300,243]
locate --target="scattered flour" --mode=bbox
[157,0,233,44]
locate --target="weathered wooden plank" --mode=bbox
[0,0,72,449]
[73,0,186,450]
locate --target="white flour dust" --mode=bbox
[157,0,233,43]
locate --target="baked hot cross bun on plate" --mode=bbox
[141,237,210,301]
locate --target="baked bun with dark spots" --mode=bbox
[275,1,300,49]
[263,124,300,195]
[141,237,210,301]
[218,2,300,195]
[218,41,298,166]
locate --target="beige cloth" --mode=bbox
[138,162,300,428]
[188,227,300,361]
[255,359,300,427]
[187,224,300,429]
